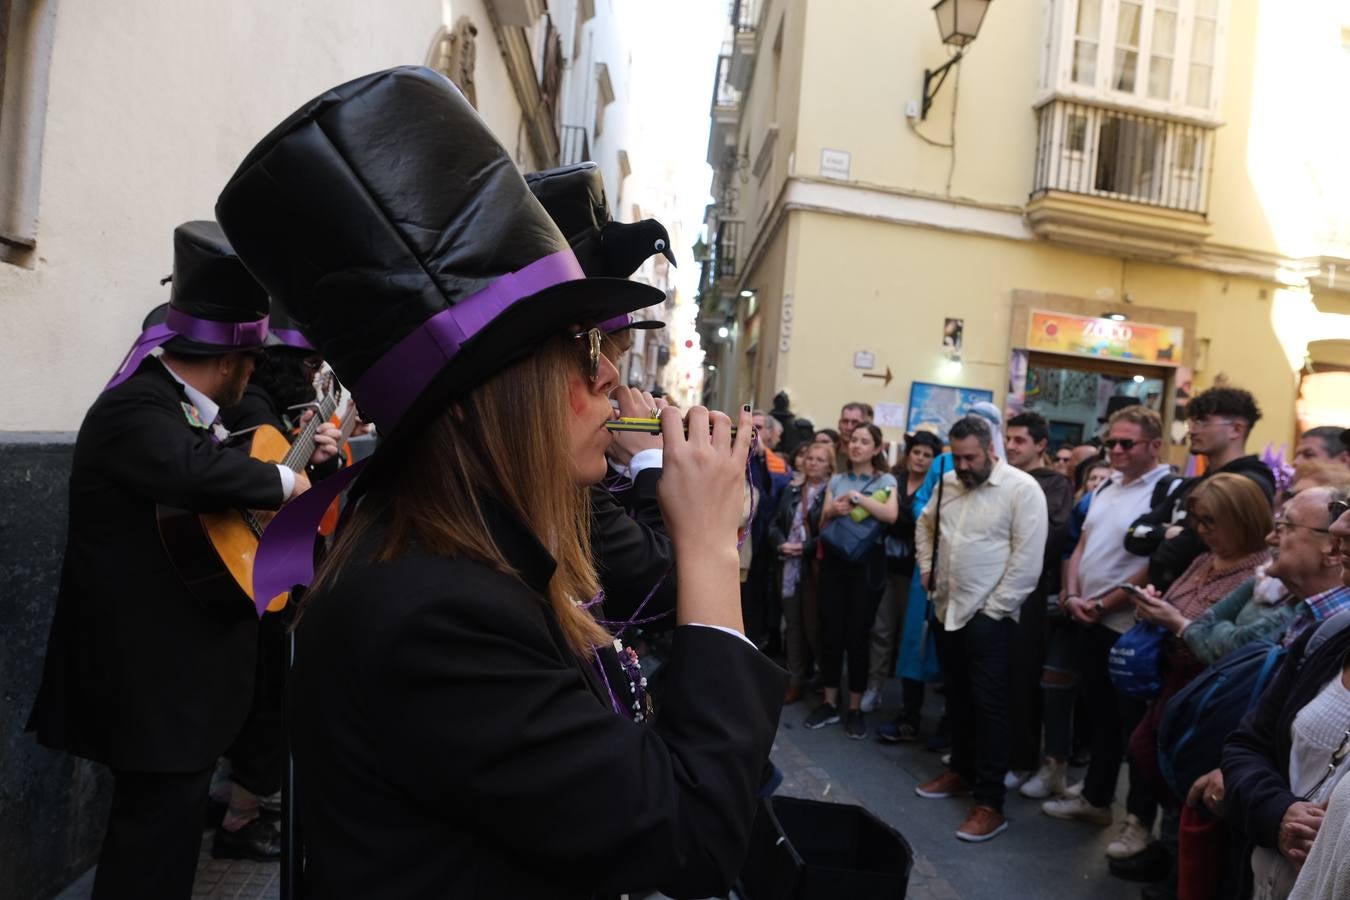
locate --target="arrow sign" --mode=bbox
[862,366,893,387]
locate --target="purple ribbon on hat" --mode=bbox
[270,328,315,350]
[250,247,586,616]
[599,312,633,334]
[104,309,270,391]
[354,248,585,429]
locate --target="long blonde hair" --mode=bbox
[312,335,612,657]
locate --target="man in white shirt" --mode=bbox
[1030,406,1174,864]
[914,415,1048,843]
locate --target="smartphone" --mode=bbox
[1117,583,1153,602]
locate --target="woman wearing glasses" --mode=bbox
[215,68,783,899]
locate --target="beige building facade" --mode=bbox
[1,0,654,432]
[698,0,1350,457]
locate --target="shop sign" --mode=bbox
[1027,310,1183,367]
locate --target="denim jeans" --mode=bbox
[935,610,1015,811]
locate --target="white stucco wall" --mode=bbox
[1,0,544,431]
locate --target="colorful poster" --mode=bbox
[905,381,995,443]
[1027,310,1183,366]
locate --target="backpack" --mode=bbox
[1156,610,1350,799]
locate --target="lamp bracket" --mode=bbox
[921,50,964,120]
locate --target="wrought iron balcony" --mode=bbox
[1032,99,1214,215]
[731,0,760,32]
[713,220,743,283]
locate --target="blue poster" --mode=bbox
[904,381,994,443]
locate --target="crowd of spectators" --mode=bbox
[740,385,1350,898]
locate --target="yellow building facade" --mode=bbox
[698,0,1350,457]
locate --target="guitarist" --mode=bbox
[209,304,342,861]
[27,221,312,900]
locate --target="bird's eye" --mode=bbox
[655,239,666,250]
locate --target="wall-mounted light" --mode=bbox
[922,0,993,119]
[739,289,755,298]
[1107,312,1128,322]
[1132,374,1146,384]
[717,325,730,339]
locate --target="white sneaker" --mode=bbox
[1004,770,1031,790]
[1041,793,1113,825]
[1019,759,1067,799]
[1105,814,1152,859]
[860,685,881,713]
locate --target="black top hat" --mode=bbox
[105,221,269,390]
[216,68,661,438]
[524,162,671,333]
[262,299,315,351]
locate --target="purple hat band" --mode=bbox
[354,248,584,429]
[104,309,270,391]
[599,312,632,333]
[270,328,315,351]
[250,247,586,615]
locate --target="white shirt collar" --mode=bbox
[159,358,222,432]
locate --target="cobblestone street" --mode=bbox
[57,678,1144,900]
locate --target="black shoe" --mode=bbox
[845,709,866,740]
[1108,843,1172,883]
[804,702,841,730]
[212,817,282,861]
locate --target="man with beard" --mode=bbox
[913,414,1048,843]
[28,221,313,898]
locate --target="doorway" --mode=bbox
[1020,352,1171,449]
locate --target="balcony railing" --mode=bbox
[1032,100,1214,215]
[730,0,760,32]
[713,220,743,282]
[559,125,590,167]
[712,53,740,110]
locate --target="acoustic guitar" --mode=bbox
[158,385,341,613]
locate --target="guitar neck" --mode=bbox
[282,393,339,472]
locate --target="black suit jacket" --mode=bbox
[289,501,786,899]
[28,359,286,772]
[589,467,676,628]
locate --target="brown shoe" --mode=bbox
[914,771,971,799]
[955,805,1008,843]
[783,683,803,704]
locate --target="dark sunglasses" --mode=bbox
[1103,438,1138,451]
[1330,499,1350,522]
[573,328,603,381]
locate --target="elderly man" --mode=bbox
[914,415,1048,843]
[1222,488,1350,897]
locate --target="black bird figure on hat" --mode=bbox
[602,218,677,274]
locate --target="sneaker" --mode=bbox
[1106,814,1153,860]
[860,685,882,713]
[955,805,1008,843]
[876,719,919,743]
[845,709,867,739]
[1020,758,1068,799]
[1004,770,1032,790]
[915,771,971,799]
[1041,793,1113,825]
[1065,780,1084,798]
[804,702,841,730]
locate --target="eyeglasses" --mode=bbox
[1302,727,1350,801]
[1330,499,1350,522]
[1272,517,1331,536]
[1103,438,1138,451]
[573,328,603,381]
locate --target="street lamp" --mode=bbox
[921,0,992,119]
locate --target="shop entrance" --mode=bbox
[1020,352,1171,448]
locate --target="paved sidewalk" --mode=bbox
[58,681,1147,900]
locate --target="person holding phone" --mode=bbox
[804,423,898,739]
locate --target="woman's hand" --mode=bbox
[659,405,754,632]
[1278,801,1326,867]
[309,422,343,467]
[831,496,853,516]
[1133,589,1188,634]
[1186,768,1225,816]
[779,542,803,558]
[607,386,669,466]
